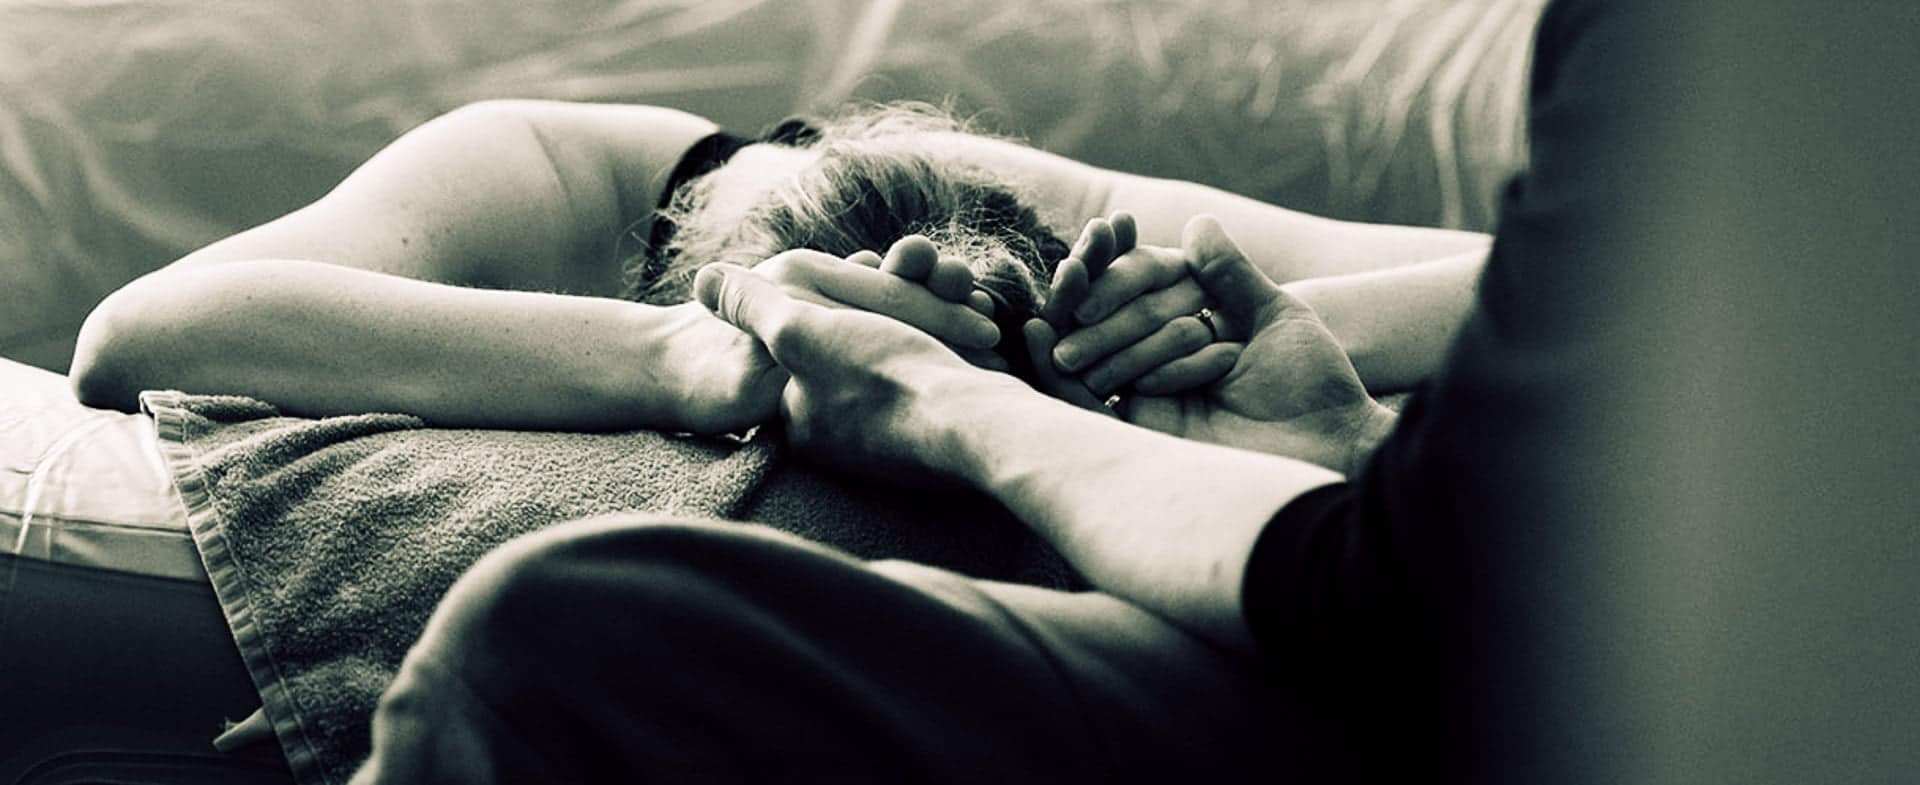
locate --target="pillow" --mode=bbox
[0,358,199,580]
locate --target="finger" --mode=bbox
[1041,255,1090,330]
[954,346,1012,373]
[1022,319,1110,412]
[1106,211,1138,257]
[924,255,976,303]
[694,263,816,372]
[1132,343,1243,395]
[1077,313,1216,397]
[1074,247,1188,324]
[847,249,883,268]
[1181,215,1283,331]
[1116,391,1182,431]
[1052,278,1207,373]
[879,234,939,281]
[967,289,995,318]
[1074,217,1117,280]
[782,253,1001,349]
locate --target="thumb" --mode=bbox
[694,262,817,373]
[1181,215,1283,330]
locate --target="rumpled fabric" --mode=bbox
[143,390,1070,785]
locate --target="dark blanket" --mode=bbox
[142,391,1074,785]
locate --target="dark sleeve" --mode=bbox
[1242,0,1671,725]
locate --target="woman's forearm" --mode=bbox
[1284,249,1486,393]
[929,382,1342,654]
[72,260,701,430]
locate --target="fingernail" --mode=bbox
[692,264,728,306]
[1074,302,1103,324]
[1052,343,1079,371]
[970,318,1001,349]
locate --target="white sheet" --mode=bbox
[0,358,200,580]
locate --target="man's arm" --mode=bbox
[938,382,1343,653]
[695,258,1345,655]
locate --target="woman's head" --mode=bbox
[624,104,1070,375]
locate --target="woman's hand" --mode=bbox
[659,237,1002,433]
[692,254,1017,484]
[1034,216,1396,474]
[1035,213,1239,404]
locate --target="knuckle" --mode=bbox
[1147,287,1203,327]
[1144,289,1188,322]
[1180,316,1214,348]
[754,257,792,283]
[878,282,920,316]
[1114,306,1161,342]
[1106,345,1155,382]
[1082,365,1117,396]
[765,318,812,360]
[785,251,836,282]
[1108,264,1149,296]
[716,281,749,324]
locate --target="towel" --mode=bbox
[142,391,1076,785]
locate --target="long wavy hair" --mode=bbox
[622,104,1071,372]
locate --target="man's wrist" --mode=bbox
[1342,402,1399,478]
[915,373,1075,488]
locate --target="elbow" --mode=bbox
[70,287,156,411]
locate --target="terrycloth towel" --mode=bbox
[142,391,1075,785]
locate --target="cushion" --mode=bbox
[0,357,199,579]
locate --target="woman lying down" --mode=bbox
[72,100,1489,780]
[73,101,1482,435]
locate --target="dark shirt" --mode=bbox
[1240,0,1679,779]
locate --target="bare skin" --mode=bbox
[693,229,1377,654]
[71,100,1484,431]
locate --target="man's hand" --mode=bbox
[692,248,1024,482]
[660,237,1003,434]
[1043,216,1397,475]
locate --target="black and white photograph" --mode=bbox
[2,1,1916,782]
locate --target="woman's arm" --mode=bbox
[1281,249,1484,391]
[73,101,1005,430]
[71,101,735,427]
[72,259,770,431]
[1050,215,1486,396]
[936,134,1488,392]
[928,131,1491,282]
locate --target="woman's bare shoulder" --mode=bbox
[483,101,721,222]
[174,101,720,295]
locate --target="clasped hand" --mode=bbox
[691,239,1026,483]
[687,214,1394,480]
[1034,214,1396,476]
[663,236,1004,433]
